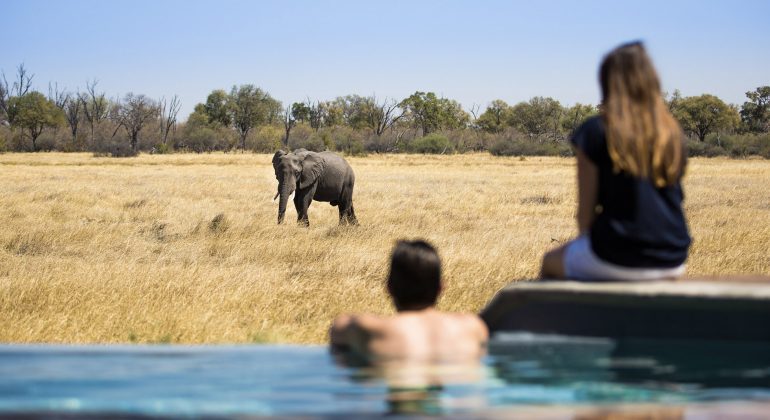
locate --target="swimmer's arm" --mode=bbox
[575,149,599,234]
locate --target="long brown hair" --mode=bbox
[600,42,685,187]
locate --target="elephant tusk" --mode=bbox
[273,192,279,201]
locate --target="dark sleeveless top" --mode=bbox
[570,116,691,268]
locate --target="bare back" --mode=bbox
[345,309,488,362]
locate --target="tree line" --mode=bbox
[1,64,768,157]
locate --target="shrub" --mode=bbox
[329,126,365,156]
[289,125,326,151]
[444,129,489,152]
[152,143,171,154]
[489,133,573,157]
[723,133,770,158]
[249,125,283,153]
[0,125,10,152]
[409,133,454,154]
[91,140,138,157]
[181,125,217,152]
[687,133,770,158]
[364,129,405,153]
[686,138,726,157]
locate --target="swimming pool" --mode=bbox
[1,333,769,417]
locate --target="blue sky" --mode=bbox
[2,0,768,119]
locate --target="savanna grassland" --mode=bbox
[1,153,768,344]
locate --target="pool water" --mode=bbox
[1,334,769,417]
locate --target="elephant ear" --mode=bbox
[299,153,325,189]
[272,150,287,175]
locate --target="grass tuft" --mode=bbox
[208,213,230,235]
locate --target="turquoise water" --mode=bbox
[1,334,769,417]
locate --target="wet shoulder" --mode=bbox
[352,313,389,334]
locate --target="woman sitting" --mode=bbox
[541,41,691,281]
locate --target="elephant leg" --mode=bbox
[293,193,303,225]
[297,186,316,227]
[338,186,358,226]
[346,205,358,225]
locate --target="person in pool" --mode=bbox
[540,41,691,281]
[330,239,489,361]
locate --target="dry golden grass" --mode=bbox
[1,153,768,344]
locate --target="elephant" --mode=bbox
[272,149,357,226]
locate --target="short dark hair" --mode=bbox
[387,240,442,308]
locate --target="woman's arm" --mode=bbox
[575,149,599,234]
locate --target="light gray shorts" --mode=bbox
[563,235,685,281]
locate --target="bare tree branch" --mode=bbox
[282,105,295,147]
[80,79,110,148]
[369,96,404,136]
[469,103,480,121]
[13,64,34,97]
[64,91,82,145]
[113,93,159,151]
[159,95,181,146]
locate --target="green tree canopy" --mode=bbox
[508,96,563,139]
[187,103,210,127]
[561,103,599,135]
[476,100,511,133]
[7,91,64,151]
[291,102,311,123]
[227,85,282,151]
[672,94,739,141]
[319,100,343,128]
[740,86,770,133]
[203,89,231,127]
[400,91,469,136]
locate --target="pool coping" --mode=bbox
[481,278,770,341]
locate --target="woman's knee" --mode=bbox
[540,246,566,279]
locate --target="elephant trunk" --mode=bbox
[277,180,293,224]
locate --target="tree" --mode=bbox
[672,94,739,142]
[1,64,34,125]
[328,95,371,130]
[740,86,770,133]
[665,89,683,112]
[159,95,181,146]
[476,100,511,133]
[6,91,64,151]
[561,103,599,135]
[79,80,110,148]
[291,100,326,130]
[48,82,69,110]
[63,93,82,147]
[400,91,469,136]
[291,101,311,123]
[203,89,231,127]
[227,85,281,151]
[187,103,210,126]
[112,93,159,151]
[366,96,404,137]
[282,105,296,147]
[0,77,7,124]
[47,83,70,142]
[319,100,343,128]
[508,97,564,140]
